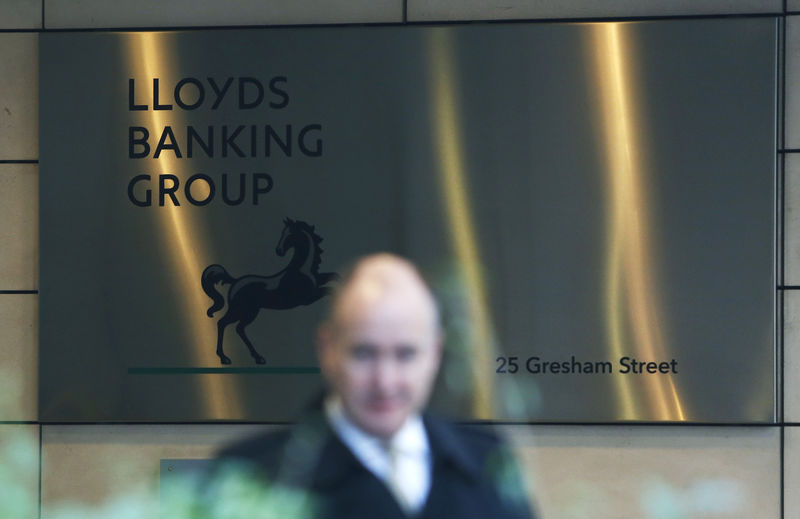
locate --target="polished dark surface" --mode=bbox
[40,19,776,422]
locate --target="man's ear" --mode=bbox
[433,329,445,367]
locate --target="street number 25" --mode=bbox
[496,356,519,373]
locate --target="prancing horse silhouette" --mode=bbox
[201,218,338,365]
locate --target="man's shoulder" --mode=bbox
[214,413,345,487]
[423,415,536,519]
[216,426,295,469]
[433,418,506,448]
[424,414,510,467]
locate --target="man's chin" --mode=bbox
[357,412,407,439]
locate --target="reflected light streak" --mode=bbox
[590,24,685,420]
[427,29,494,419]
[126,33,243,418]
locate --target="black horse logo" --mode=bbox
[201,218,338,365]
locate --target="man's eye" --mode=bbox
[351,344,376,360]
[396,346,417,362]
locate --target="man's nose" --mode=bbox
[373,357,400,390]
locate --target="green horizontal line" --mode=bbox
[128,366,320,374]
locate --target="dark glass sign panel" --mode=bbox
[39,19,776,422]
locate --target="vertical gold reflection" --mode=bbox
[125,33,243,418]
[590,24,685,420]
[427,30,495,419]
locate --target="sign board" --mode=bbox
[40,19,776,422]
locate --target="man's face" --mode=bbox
[320,296,441,439]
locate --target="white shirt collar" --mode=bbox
[324,397,431,499]
[325,397,429,456]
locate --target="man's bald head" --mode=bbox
[318,253,442,438]
[326,253,440,338]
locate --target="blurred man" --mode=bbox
[215,254,535,519]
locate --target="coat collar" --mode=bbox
[309,411,482,489]
[421,414,482,482]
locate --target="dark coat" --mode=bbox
[211,412,537,519]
